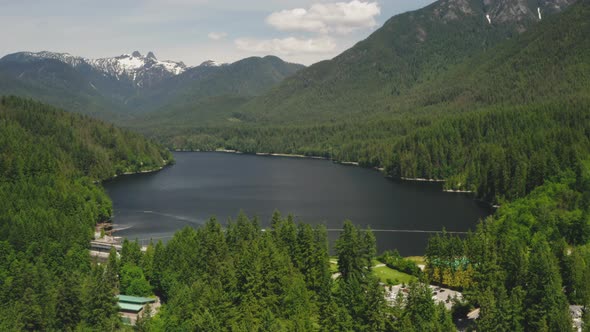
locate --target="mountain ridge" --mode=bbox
[0,51,305,119]
[232,0,577,124]
[1,50,187,87]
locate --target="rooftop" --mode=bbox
[117,294,156,304]
[118,302,144,313]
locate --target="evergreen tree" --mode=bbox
[336,221,364,280]
[105,246,119,290]
[524,237,572,332]
[81,265,119,330]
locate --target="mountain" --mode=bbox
[233,0,577,124]
[2,51,186,87]
[128,56,305,121]
[0,50,185,119]
[0,51,303,120]
[0,56,125,119]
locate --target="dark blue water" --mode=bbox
[104,152,491,255]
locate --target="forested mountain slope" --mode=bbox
[234,0,576,123]
[403,0,590,112]
[0,96,170,329]
[0,53,304,120]
[127,56,304,124]
[0,58,126,120]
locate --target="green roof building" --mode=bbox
[118,302,145,313]
[117,294,156,313]
[117,295,156,305]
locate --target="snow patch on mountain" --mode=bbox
[87,51,187,84]
[23,51,86,67]
[114,55,145,71]
[12,51,191,86]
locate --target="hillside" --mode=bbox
[0,58,126,120]
[232,0,576,123]
[0,53,304,121]
[0,96,171,179]
[404,0,590,111]
[0,96,171,329]
[127,56,304,123]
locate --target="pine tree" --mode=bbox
[362,227,377,272]
[336,221,363,280]
[54,273,82,330]
[524,237,572,332]
[105,246,119,290]
[81,265,119,330]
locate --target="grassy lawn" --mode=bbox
[330,257,417,285]
[372,265,416,285]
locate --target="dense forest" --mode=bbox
[0,96,170,330]
[1,0,590,331]
[104,213,456,331]
[425,166,590,331]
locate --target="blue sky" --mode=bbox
[0,0,435,66]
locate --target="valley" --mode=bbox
[0,0,589,330]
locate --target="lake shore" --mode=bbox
[211,149,365,167]
[400,177,446,183]
[100,161,171,183]
[443,189,474,193]
[174,149,481,193]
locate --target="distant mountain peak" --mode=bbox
[433,0,474,22]
[88,52,187,86]
[1,50,188,88]
[431,0,576,27]
[200,60,223,67]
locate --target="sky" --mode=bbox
[0,0,435,66]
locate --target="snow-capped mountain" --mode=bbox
[87,51,187,87]
[5,50,189,88]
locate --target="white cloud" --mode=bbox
[208,32,228,40]
[235,37,336,55]
[266,0,380,34]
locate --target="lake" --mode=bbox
[104,152,491,255]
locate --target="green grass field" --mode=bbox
[372,265,416,285]
[330,257,417,285]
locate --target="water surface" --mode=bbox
[104,152,491,255]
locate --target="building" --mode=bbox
[117,294,159,325]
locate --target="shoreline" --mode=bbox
[100,161,171,183]
[400,177,446,183]
[121,166,165,176]
[443,189,474,194]
[170,149,492,203]
[208,148,363,167]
